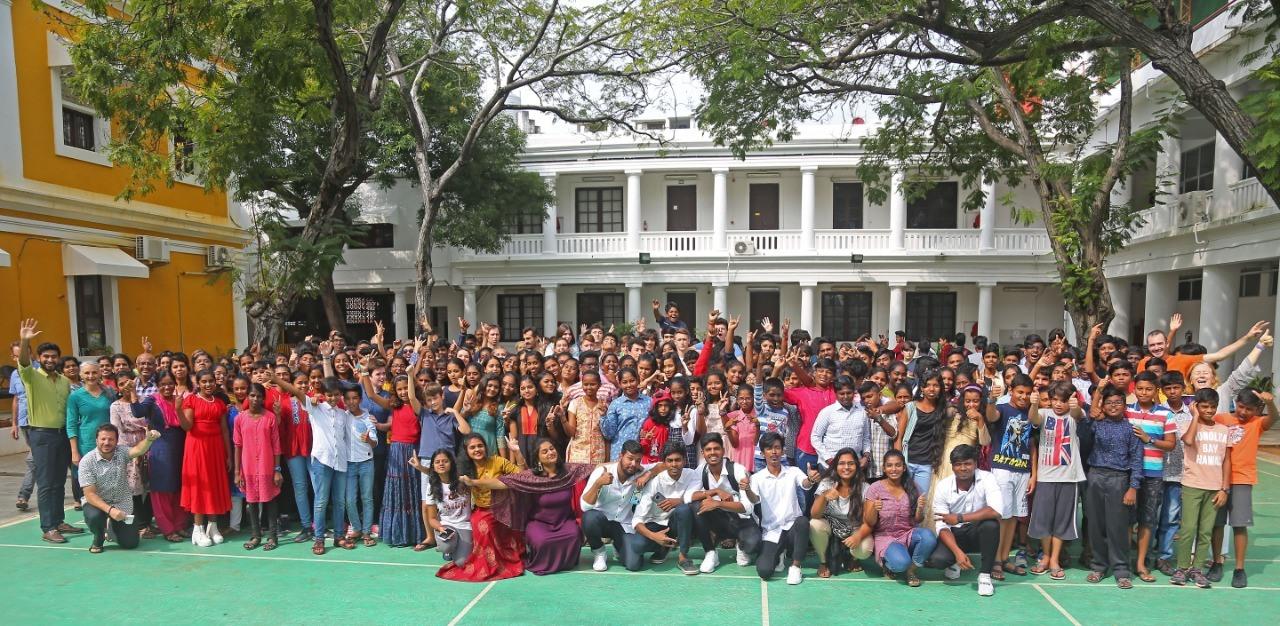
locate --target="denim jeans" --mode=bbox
[795,452,820,509]
[1157,481,1182,561]
[28,427,69,532]
[582,509,629,563]
[286,455,312,530]
[345,459,375,534]
[883,527,938,573]
[907,463,933,497]
[309,459,347,537]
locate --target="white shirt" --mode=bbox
[809,401,870,467]
[632,468,698,530]
[305,398,350,472]
[967,352,984,368]
[347,411,376,463]
[685,461,753,520]
[423,482,472,530]
[749,465,808,543]
[931,469,1004,534]
[581,461,652,532]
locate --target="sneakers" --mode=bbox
[651,547,670,565]
[1205,560,1224,582]
[1190,568,1211,589]
[786,565,803,585]
[700,550,720,574]
[1232,569,1248,588]
[944,564,961,580]
[1169,568,1187,586]
[206,522,225,545]
[1013,550,1028,570]
[370,524,380,539]
[1156,559,1175,577]
[977,573,994,596]
[736,547,751,567]
[192,525,213,548]
[592,548,609,572]
[678,559,699,575]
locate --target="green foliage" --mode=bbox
[1245,374,1275,394]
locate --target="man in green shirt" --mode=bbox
[16,318,83,543]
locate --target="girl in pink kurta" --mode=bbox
[723,385,760,467]
[233,383,283,550]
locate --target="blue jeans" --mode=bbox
[883,527,938,573]
[1157,481,1182,561]
[907,463,932,496]
[309,459,347,537]
[286,455,312,530]
[345,459,375,534]
[796,452,820,509]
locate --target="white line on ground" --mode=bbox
[760,579,770,626]
[447,580,496,626]
[0,503,76,529]
[1258,468,1280,479]
[0,543,443,568]
[1034,583,1083,626]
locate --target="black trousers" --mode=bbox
[28,427,69,532]
[927,519,1000,574]
[247,500,280,538]
[83,506,139,549]
[689,499,762,556]
[756,517,810,580]
[582,509,631,559]
[1085,467,1133,579]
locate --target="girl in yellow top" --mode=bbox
[437,434,524,581]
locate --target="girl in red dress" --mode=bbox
[180,370,232,547]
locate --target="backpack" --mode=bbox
[702,460,762,518]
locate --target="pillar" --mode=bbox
[1273,267,1280,377]
[979,179,996,251]
[393,287,410,341]
[626,283,643,323]
[1211,131,1244,220]
[1154,135,1181,233]
[713,282,728,315]
[541,173,558,255]
[799,282,816,334]
[462,286,477,330]
[800,166,816,251]
[542,284,559,337]
[888,283,906,336]
[1199,265,1238,353]
[977,282,994,340]
[0,0,24,182]
[712,168,729,252]
[1143,272,1177,338]
[1107,277,1131,342]
[889,169,906,250]
[626,169,643,252]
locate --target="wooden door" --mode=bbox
[749,183,779,230]
[666,185,698,231]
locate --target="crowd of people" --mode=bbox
[6,302,1276,594]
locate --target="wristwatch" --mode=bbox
[274,466,282,472]
[957,513,964,524]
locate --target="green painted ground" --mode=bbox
[4,458,1280,625]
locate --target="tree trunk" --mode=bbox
[319,273,347,335]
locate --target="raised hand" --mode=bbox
[634,317,646,333]
[807,467,822,485]
[1261,329,1274,349]
[145,429,161,442]
[457,317,470,332]
[318,340,334,357]
[760,317,773,333]
[727,315,740,335]
[1169,312,1183,335]
[408,450,423,471]
[1246,320,1270,340]
[596,467,614,486]
[140,335,153,353]
[651,299,661,310]
[738,474,751,492]
[18,318,41,341]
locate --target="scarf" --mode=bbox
[491,463,595,530]
[154,395,181,428]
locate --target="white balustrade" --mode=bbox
[640,231,713,254]
[814,229,892,251]
[556,233,629,255]
[903,229,980,251]
[1230,177,1276,217]
[991,229,1052,252]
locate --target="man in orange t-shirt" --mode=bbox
[1209,389,1276,588]
[1138,314,1269,377]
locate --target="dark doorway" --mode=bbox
[664,291,698,326]
[905,292,957,343]
[833,182,864,229]
[749,290,781,334]
[286,292,395,345]
[749,183,779,230]
[666,185,698,231]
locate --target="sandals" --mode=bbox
[164,533,183,543]
[293,530,314,544]
[1002,560,1027,576]
[312,539,327,556]
[817,564,831,579]
[243,536,262,551]
[1117,577,1134,589]
[991,563,1006,581]
[1086,571,1105,584]
[1136,570,1156,583]
[88,545,104,554]
[1050,568,1066,580]
[362,534,378,548]
[906,572,922,587]
[1030,559,1050,576]
[413,539,434,552]
[263,536,279,552]
[338,537,356,550]
[15,499,28,511]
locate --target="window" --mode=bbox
[1180,142,1214,193]
[56,68,106,159]
[665,292,697,326]
[498,294,543,341]
[906,182,958,228]
[344,295,384,326]
[575,187,624,233]
[1239,264,1278,297]
[1177,274,1202,301]
[639,120,666,131]
[74,276,108,352]
[668,117,691,130]
[905,292,956,341]
[172,129,197,178]
[1243,162,1258,181]
[506,208,544,235]
[348,223,395,249]
[407,305,448,337]
[577,293,624,330]
[833,182,864,229]
[821,292,872,340]
[63,108,95,151]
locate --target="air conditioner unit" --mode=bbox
[205,245,235,269]
[733,240,757,256]
[134,236,170,263]
[1177,191,1211,227]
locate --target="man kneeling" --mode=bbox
[79,423,160,553]
[628,443,700,574]
[926,444,1003,596]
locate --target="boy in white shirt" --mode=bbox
[344,386,378,546]
[744,432,818,584]
[273,371,350,554]
[628,443,699,574]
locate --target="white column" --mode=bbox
[626,169,643,252]
[888,283,906,336]
[799,282,816,334]
[1211,132,1244,220]
[713,282,728,315]
[393,287,410,341]
[626,283,643,323]
[1273,268,1280,377]
[800,166,816,251]
[1143,272,1177,338]
[1107,277,1132,342]
[979,179,996,251]
[889,169,906,250]
[712,168,729,252]
[462,286,477,329]
[977,282,994,339]
[541,173,558,255]
[0,0,24,182]
[1199,265,1238,353]
[1154,135,1181,233]
[542,284,559,337]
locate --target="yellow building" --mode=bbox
[0,0,248,377]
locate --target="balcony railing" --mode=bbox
[1230,177,1276,216]
[458,228,1050,260]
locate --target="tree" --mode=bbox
[659,0,1171,338]
[381,0,680,325]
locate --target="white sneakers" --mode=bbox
[592,548,609,572]
[700,550,720,574]
[206,521,225,545]
[192,525,212,548]
[977,573,994,596]
[786,565,803,585]
[736,547,751,567]
[775,557,785,572]
[944,564,961,580]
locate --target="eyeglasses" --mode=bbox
[1102,400,1126,407]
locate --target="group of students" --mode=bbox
[7,302,1276,594]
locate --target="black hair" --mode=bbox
[814,358,838,372]
[1107,361,1135,376]
[1159,371,1186,388]
[95,422,120,437]
[531,438,566,477]
[699,432,725,449]
[458,433,490,478]
[833,375,857,393]
[428,448,461,503]
[1237,388,1266,409]
[1047,380,1074,402]
[35,342,61,357]
[1134,371,1159,385]
[822,447,866,525]
[620,439,644,457]
[880,449,920,518]
[844,358,869,380]
[949,443,979,465]
[1193,387,1220,407]
[759,431,785,451]
[1009,373,1034,390]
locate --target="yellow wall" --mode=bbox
[0,232,73,351]
[12,2,229,218]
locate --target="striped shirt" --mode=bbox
[1126,403,1176,478]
